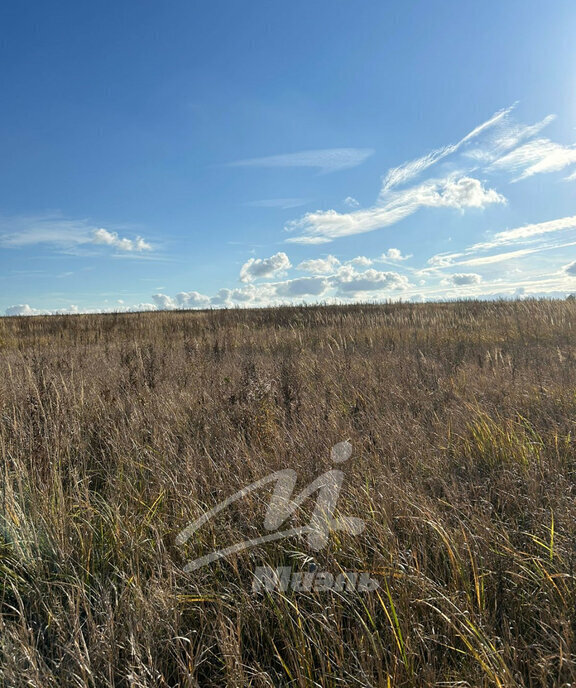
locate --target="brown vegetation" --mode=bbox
[1,300,576,686]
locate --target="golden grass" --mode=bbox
[0,299,576,686]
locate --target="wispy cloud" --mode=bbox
[0,214,154,254]
[425,215,576,270]
[287,175,505,244]
[463,114,556,163]
[472,214,576,251]
[453,247,543,266]
[0,215,92,248]
[490,138,576,181]
[283,107,576,245]
[226,148,374,174]
[380,105,514,192]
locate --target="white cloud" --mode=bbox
[287,175,505,243]
[332,266,410,296]
[464,114,556,163]
[175,291,211,308]
[442,273,483,286]
[381,248,411,261]
[0,218,88,248]
[152,294,178,310]
[347,256,373,267]
[5,304,43,316]
[210,283,278,307]
[472,215,576,251]
[380,105,514,192]
[286,235,333,245]
[240,252,291,282]
[282,107,576,248]
[456,247,542,266]
[211,288,249,306]
[297,255,340,274]
[344,196,360,208]
[150,278,331,310]
[4,302,160,317]
[426,253,464,268]
[275,276,330,297]
[0,215,153,254]
[132,303,158,312]
[92,228,151,252]
[564,261,576,277]
[227,148,374,174]
[426,176,506,209]
[286,206,412,244]
[490,138,576,181]
[424,215,576,273]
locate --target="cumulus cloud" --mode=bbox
[210,284,276,307]
[240,252,291,282]
[152,294,178,310]
[297,255,340,274]
[227,148,374,174]
[427,176,506,209]
[211,288,245,306]
[4,303,159,317]
[381,248,411,262]
[5,304,43,316]
[275,276,330,297]
[442,273,483,286]
[149,278,331,310]
[175,291,211,308]
[332,266,410,296]
[147,264,412,313]
[92,229,151,252]
[347,256,373,267]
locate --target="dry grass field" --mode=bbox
[1,300,576,687]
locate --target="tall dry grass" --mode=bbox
[1,300,576,686]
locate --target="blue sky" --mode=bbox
[1,0,576,315]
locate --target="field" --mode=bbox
[1,300,576,687]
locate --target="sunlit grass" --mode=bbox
[0,299,575,686]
